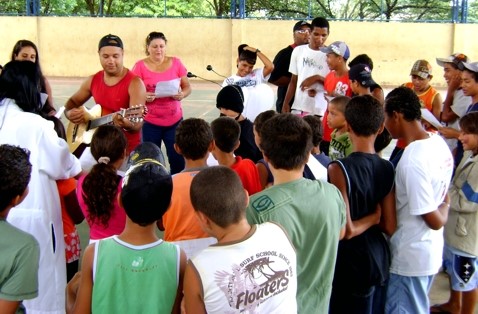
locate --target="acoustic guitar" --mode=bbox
[66,104,144,154]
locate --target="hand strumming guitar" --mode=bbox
[65,107,87,124]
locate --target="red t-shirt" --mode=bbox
[322,71,353,142]
[231,156,263,196]
[91,70,141,153]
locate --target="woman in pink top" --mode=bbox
[77,125,127,242]
[132,31,191,174]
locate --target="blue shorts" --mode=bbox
[443,244,478,292]
[385,273,434,314]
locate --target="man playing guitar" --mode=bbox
[65,34,146,157]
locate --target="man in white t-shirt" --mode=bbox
[282,17,330,116]
[383,86,454,314]
[436,53,472,153]
[223,44,275,121]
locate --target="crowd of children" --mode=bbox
[2,17,478,314]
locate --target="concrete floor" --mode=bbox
[50,77,471,311]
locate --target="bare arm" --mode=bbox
[438,126,461,139]
[0,300,21,314]
[421,194,450,230]
[244,46,274,78]
[282,75,298,113]
[113,76,146,133]
[328,163,380,240]
[66,244,94,314]
[64,76,94,124]
[183,261,207,314]
[440,74,461,123]
[378,186,396,236]
[300,75,325,91]
[431,93,443,121]
[172,75,192,101]
[172,249,187,314]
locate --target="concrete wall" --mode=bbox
[1,16,477,87]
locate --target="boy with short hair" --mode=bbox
[391,60,444,162]
[450,61,478,166]
[67,143,186,314]
[431,111,478,314]
[184,166,298,313]
[327,95,353,160]
[282,17,330,116]
[159,118,217,257]
[436,53,470,153]
[320,41,353,155]
[223,44,275,121]
[246,113,346,313]
[0,144,39,314]
[328,95,396,313]
[383,87,454,314]
[211,116,262,196]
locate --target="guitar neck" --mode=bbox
[87,113,115,131]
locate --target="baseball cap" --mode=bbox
[98,34,123,51]
[293,20,311,32]
[320,41,350,60]
[459,61,478,73]
[216,85,244,114]
[410,60,432,79]
[121,142,172,225]
[349,64,376,87]
[436,53,469,68]
[127,142,166,168]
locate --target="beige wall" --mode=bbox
[1,16,477,87]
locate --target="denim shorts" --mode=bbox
[443,244,478,292]
[385,273,434,314]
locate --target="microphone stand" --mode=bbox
[206,65,230,80]
[187,72,222,88]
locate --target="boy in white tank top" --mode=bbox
[184,166,297,313]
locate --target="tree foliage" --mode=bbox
[0,0,473,21]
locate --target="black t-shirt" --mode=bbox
[269,45,294,112]
[235,118,262,163]
[331,152,395,292]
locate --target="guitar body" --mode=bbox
[66,104,144,155]
[66,105,102,154]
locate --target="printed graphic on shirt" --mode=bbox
[302,57,326,71]
[329,136,351,160]
[215,252,293,312]
[233,77,258,88]
[250,195,275,212]
[334,81,349,96]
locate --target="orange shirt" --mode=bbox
[162,169,210,241]
[397,83,440,148]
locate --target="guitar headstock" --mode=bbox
[119,105,146,123]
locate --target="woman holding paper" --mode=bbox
[132,31,191,174]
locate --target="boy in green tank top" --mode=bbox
[66,143,186,314]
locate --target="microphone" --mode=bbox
[206,65,229,80]
[187,72,222,87]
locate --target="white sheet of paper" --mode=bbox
[420,108,442,129]
[154,78,180,98]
